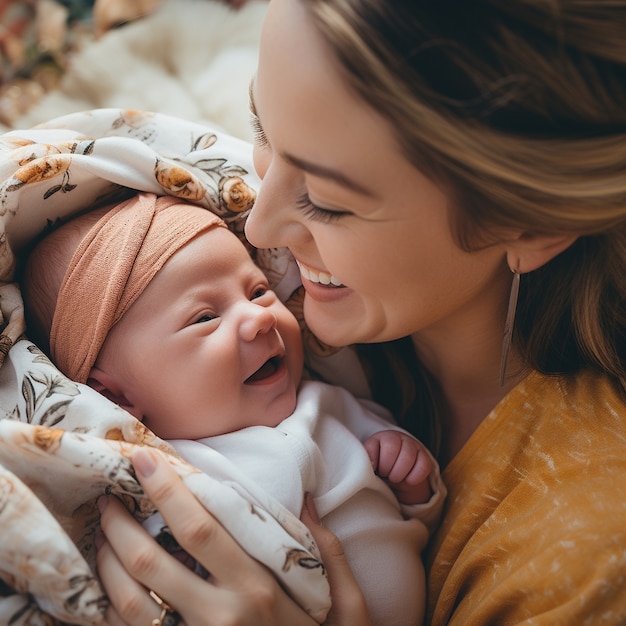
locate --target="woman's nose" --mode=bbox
[245,163,309,250]
[239,303,278,342]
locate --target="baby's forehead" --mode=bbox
[156,225,264,284]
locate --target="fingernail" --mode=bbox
[132,448,157,478]
[97,495,109,514]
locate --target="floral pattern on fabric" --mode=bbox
[0,109,331,625]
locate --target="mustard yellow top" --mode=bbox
[426,369,626,625]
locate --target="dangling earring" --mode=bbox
[499,268,520,387]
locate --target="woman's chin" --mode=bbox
[304,305,367,347]
[304,305,398,348]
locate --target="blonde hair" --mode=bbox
[304,0,626,447]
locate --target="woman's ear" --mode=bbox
[87,366,143,420]
[507,233,578,274]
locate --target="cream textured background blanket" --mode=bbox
[11,0,266,143]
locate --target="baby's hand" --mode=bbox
[364,431,432,505]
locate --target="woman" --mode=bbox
[97,0,626,624]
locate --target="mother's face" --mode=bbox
[245,0,509,348]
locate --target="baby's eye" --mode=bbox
[251,287,267,300]
[195,313,217,324]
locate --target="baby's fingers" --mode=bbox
[363,436,381,472]
[386,437,421,483]
[403,446,433,486]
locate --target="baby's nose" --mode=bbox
[239,303,278,341]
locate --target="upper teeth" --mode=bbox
[297,261,344,287]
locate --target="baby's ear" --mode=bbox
[87,367,143,420]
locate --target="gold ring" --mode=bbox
[149,590,175,626]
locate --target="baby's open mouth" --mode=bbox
[245,356,283,384]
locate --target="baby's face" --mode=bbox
[97,227,303,439]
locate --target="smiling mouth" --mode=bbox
[245,356,284,384]
[296,261,345,288]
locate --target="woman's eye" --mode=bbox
[296,193,350,223]
[249,112,268,148]
[249,85,268,148]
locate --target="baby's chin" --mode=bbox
[261,390,299,428]
[152,388,300,439]
[259,382,301,429]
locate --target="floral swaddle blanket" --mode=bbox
[0,109,331,625]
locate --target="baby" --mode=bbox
[23,192,444,626]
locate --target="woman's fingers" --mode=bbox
[103,604,128,626]
[99,448,317,626]
[97,495,194,625]
[130,448,267,585]
[96,538,150,626]
[301,495,373,626]
[98,478,226,626]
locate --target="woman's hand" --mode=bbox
[301,495,373,626]
[96,448,316,626]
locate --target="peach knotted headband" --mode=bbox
[50,192,226,384]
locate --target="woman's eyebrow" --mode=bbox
[249,77,374,197]
[281,153,374,197]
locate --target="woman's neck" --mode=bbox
[411,310,527,467]
[436,376,522,468]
